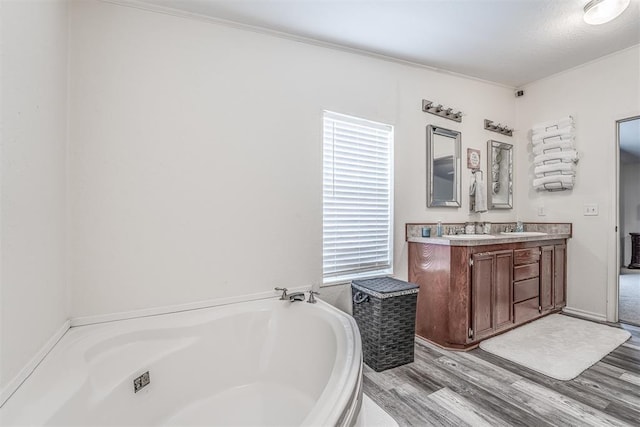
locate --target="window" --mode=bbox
[322,111,393,283]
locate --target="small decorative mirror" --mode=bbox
[427,125,461,207]
[488,140,513,209]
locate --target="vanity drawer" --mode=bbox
[514,278,539,303]
[514,263,539,281]
[514,297,539,323]
[514,248,541,266]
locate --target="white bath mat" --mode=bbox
[479,314,630,380]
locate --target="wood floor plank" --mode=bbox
[398,366,445,395]
[571,373,640,413]
[602,401,640,426]
[471,349,613,410]
[411,354,556,426]
[602,349,640,374]
[511,379,632,427]
[416,338,524,385]
[620,372,640,386]
[391,384,470,427]
[362,375,432,427]
[427,387,512,427]
[364,328,640,427]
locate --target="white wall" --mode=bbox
[621,161,640,266]
[515,46,640,319]
[68,0,516,318]
[0,0,69,391]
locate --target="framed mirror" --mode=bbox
[427,125,461,207]
[488,140,513,209]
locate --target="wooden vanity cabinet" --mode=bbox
[471,250,513,340]
[409,238,568,350]
[513,247,540,323]
[540,244,567,312]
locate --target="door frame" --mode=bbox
[607,114,640,323]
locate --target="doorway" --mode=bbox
[618,116,640,326]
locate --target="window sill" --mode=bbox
[322,268,393,287]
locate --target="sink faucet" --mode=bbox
[288,292,305,302]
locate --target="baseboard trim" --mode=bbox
[0,320,70,408]
[562,306,607,323]
[70,285,311,327]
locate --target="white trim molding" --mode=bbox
[0,320,71,408]
[562,306,607,323]
[70,286,311,327]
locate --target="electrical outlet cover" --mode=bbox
[583,204,598,216]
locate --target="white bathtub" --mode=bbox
[0,297,363,426]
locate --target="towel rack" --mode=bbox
[543,182,573,192]
[531,116,577,192]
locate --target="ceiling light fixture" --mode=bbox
[583,0,630,25]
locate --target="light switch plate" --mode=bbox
[538,206,546,216]
[584,204,598,216]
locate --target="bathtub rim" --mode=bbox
[2,286,310,409]
[299,298,362,426]
[1,293,363,427]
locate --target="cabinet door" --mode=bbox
[540,245,554,312]
[494,251,514,329]
[554,244,567,308]
[471,250,513,339]
[472,253,495,339]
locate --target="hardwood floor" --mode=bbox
[363,322,640,426]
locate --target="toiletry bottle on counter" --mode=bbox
[436,221,443,237]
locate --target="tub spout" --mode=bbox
[288,292,306,302]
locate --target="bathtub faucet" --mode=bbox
[275,287,288,300]
[308,290,319,304]
[288,292,306,302]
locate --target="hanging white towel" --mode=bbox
[533,175,574,188]
[474,173,488,213]
[534,163,576,177]
[532,126,575,142]
[532,134,573,145]
[532,116,573,133]
[536,181,574,191]
[533,139,575,154]
[531,116,576,191]
[534,150,578,165]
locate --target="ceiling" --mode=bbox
[620,118,640,163]
[132,0,640,87]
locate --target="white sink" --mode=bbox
[443,234,497,239]
[500,231,548,236]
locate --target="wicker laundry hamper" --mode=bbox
[351,277,419,372]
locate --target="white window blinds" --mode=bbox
[323,111,393,282]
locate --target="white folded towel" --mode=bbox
[535,181,574,191]
[534,150,578,165]
[533,138,575,154]
[532,134,573,146]
[474,173,488,213]
[534,163,576,177]
[533,175,574,188]
[532,126,575,142]
[532,116,573,133]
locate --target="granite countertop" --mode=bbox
[408,233,571,246]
